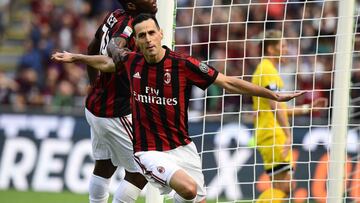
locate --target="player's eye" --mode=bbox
[138,33,145,38]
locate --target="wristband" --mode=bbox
[302,104,311,114]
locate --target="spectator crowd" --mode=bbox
[0,0,118,113]
[0,0,359,122]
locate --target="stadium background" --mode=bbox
[0,0,359,202]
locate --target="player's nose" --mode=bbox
[145,34,151,42]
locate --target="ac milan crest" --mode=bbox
[164,70,171,84]
[157,166,165,174]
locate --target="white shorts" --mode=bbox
[85,108,137,172]
[134,142,206,201]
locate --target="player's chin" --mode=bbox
[151,8,158,14]
[147,52,157,58]
[142,7,157,14]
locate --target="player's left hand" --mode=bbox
[275,91,306,102]
[312,97,328,111]
[51,51,76,63]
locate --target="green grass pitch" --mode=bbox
[0,190,235,203]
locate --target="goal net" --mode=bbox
[171,0,359,202]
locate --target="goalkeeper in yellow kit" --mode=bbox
[252,30,327,202]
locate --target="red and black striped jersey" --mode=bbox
[116,46,219,152]
[85,9,135,117]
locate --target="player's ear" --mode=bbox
[160,29,164,39]
[134,36,140,47]
[127,2,136,11]
[266,46,274,56]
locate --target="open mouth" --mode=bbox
[147,45,155,50]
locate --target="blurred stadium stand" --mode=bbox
[0,0,358,125]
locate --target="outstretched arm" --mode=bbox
[51,51,116,72]
[214,73,305,102]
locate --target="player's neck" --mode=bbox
[266,57,280,66]
[144,47,166,64]
[128,11,138,17]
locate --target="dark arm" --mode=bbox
[107,38,131,66]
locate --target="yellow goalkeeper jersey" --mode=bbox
[251,59,288,141]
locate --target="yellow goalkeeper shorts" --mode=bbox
[256,131,292,176]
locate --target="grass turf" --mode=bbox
[0,190,89,203]
[0,190,235,203]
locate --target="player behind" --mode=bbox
[84,1,157,203]
[52,14,304,203]
[251,30,328,202]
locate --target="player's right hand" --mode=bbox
[51,51,76,63]
[275,91,306,102]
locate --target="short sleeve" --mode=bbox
[259,66,280,91]
[184,56,219,90]
[98,10,134,48]
[112,18,133,42]
[94,12,112,40]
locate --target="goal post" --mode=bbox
[156,0,176,49]
[328,0,355,202]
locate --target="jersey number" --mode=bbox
[100,14,118,55]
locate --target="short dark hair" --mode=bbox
[132,13,160,32]
[117,0,130,9]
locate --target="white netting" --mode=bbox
[173,0,360,202]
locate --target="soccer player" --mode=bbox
[84,1,157,203]
[52,14,304,203]
[251,30,328,202]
